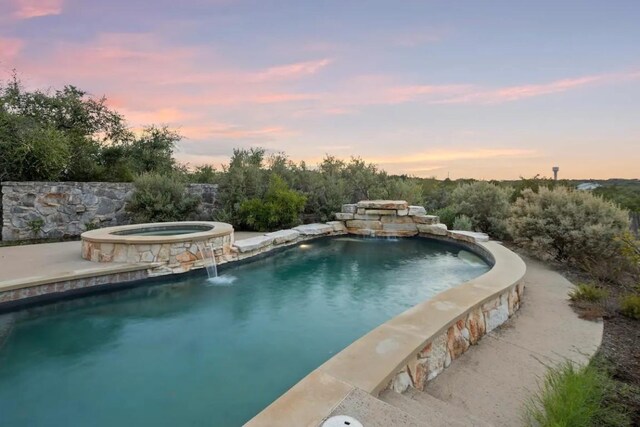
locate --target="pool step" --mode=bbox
[379,389,493,427]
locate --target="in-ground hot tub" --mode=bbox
[81,221,234,273]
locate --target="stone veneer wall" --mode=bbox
[1,181,217,241]
[81,232,234,276]
[388,282,524,394]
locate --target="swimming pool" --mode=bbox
[0,237,489,426]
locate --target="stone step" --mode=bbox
[379,389,493,427]
[327,388,426,427]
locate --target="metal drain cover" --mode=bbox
[322,415,363,427]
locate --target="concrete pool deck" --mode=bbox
[0,231,263,289]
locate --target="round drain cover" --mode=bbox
[322,415,363,427]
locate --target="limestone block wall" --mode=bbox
[389,282,524,393]
[335,200,489,243]
[1,181,217,241]
[82,233,234,275]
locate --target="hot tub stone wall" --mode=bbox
[1,181,218,241]
[81,233,234,275]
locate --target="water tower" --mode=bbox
[552,166,559,181]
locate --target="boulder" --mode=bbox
[233,235,274,253]
[356,200,408,210]
[335,212,354,220]
[292,223,334,235]
[408,205,427,216]
[264,229,300,244]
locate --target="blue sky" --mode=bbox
[1,0,639,178]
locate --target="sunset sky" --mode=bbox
[1,0,639,179]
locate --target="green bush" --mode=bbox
[620,294,640,319]
[435,206,457,229]
[525,360,631,427]
[453,215,473,231]
[509,187,630,267]
[569,283,609,302]
[126,173,200,223]
[237,175,307,231]
[450,181,512,238]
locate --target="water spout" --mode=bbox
[196,241,218,279]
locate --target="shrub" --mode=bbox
[525,360,631,427]
[569,283,609,302]
[453,215,473,231]
[620,294,640,320]
[126,173,200,223]
[237,175,306,231]
[435,206,457,229]
[450,181,512,238]
[509,187,630,268]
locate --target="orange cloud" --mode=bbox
[367,148,538,165]
[10,0,63,19]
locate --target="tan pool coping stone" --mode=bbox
[0,262,163,292]
[246,240,526,426]
[0,231,264,294]
[80,221,233,244]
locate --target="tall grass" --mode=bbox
[525,360,631,427]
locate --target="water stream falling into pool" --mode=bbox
[196,241,218,279]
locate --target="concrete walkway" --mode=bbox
[412,255,603,426]
[0,231,263,284]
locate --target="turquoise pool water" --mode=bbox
[0,237,489,426]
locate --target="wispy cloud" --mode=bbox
[9,0,63,19]
[254,58,332,81]
[368,148,538,165]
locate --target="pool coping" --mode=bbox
[245,237,526,427]
[80,221,233,244]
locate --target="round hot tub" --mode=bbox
[81,221,234,272]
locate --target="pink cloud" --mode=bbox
[179,124,292,140]
[254,58,332,81]
[0,37,25,61]
[435,76,604,104]
[10,0,63,19]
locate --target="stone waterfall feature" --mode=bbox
[334,200,489,243]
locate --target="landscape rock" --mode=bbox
[292,223,334,235]
[417,223,448,235]
[335,212,354,220]
[233,235,274,253]
[408,206,427,216]
[264,229,300,244]
[341,204,357,214]
[356,200,408,210]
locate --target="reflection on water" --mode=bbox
[0,237,489,427]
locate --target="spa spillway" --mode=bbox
[80,221,234,272]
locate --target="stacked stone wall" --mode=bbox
[335,200,489,244]
[1,181,217,241]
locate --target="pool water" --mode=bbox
[0,237,489,426]
[111,225,212,236]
